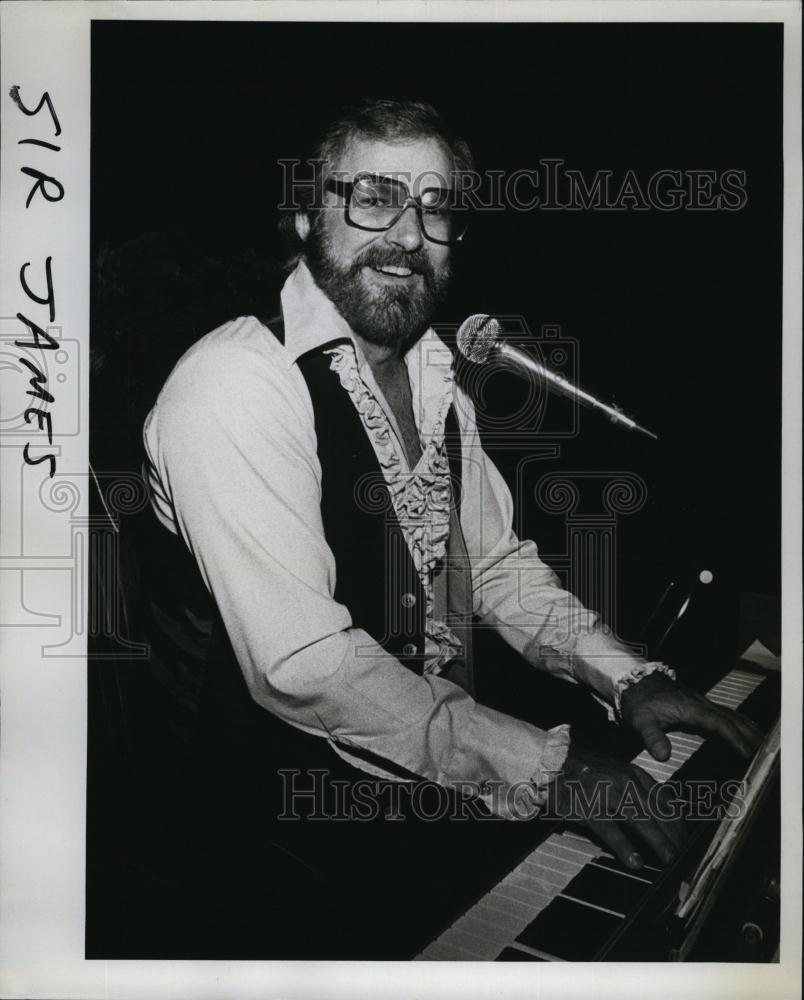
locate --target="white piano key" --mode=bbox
[548,834,603,860]
[664,756,690,771]
[420,940,479,961]
[518,865,575,890]
[708,697,745,710]
[415,666,766,961]
[511,864,570,889]
[457,914,523,947]
[481,892,551,925]
[668,734,704,748]
[716,681,756,696]
[634,760,679,781]
[488,890,543,920]
[493,881,554,907]
[485,892,557,929]
[559,830,604,854]
[721,672,761,686]
[524,846,586,870]
[707,688,739,702]
[445,927,501,959]
[708,693,741,706]
[635,764,667,780]
[505,877,574,906]
[465,903,529,935]
[652,764,680,780]
[518,853,580,877]
[538,842,596,865]
[508,868,581,902]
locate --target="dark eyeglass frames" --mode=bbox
[324,173,469,245]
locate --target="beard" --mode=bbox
[303,218,452,349]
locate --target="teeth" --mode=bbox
[377,265,413,277]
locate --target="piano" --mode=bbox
[417,664,780,962]
[88,499,782,962]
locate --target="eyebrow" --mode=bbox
[367,173,453,193]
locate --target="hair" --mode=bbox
[278,97,475,270]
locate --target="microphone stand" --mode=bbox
[495,341,659,440]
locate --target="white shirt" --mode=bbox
[143,261,666,819]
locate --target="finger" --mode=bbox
[622,790,679,867]
[598,770,679,866]
[729,710,764,750]
[652,791,688,851]
[632,763,660,797]
[588,819,643,871]
[630,768,687,851]
[634,716,672,762]
[691,703,758,758]
[623,775,683,861]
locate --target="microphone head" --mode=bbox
[456,314,502,364]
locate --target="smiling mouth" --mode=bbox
[369,264,416,278]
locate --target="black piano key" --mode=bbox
[516,895,623,961]
[591,854,661,881]
[563,863,650,914]
[496,946,545,961]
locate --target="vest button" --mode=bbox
[402,643,418,657]
[401,593,417,609]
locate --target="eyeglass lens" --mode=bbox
[348,176,466,243]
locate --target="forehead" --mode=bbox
[334,136,453,189]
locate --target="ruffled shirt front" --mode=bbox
[326,343,463,673]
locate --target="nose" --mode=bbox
[384,204,424,252]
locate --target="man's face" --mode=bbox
[302,135,455,349]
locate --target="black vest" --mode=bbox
[294,337,463,674]
[134,318,463,734]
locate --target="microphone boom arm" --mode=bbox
[496,341,659,440]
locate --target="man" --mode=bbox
[143,98,760,885]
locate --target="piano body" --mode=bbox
[416,662,781,963]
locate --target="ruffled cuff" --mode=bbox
[611,661,676,720]
[486,723,571,820]
[529,722,571,808]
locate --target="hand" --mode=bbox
[545,743,687,869]
[620,671,763,762]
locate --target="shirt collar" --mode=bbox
[278,260,452,377]
[280,260,354,366]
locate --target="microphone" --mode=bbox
[456,314,658,440]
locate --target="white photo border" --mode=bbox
[0,2,800,998]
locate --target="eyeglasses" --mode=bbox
[324,173,469,246]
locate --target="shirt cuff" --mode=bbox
[526,723,571,810]
[446,704,571,821]
[546,627,675,721]
[610,660,676,719]
[488,723,570,820]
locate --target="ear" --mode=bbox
[294,211,311,242]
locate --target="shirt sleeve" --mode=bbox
[456,388,673,715]
[142,320,567,819]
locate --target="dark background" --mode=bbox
[87,19,784,960]
[91,19,783,625]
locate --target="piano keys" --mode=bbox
[416,667,772,962]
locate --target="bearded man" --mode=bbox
[140,99,760,951]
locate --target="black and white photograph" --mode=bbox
[0,2,801,998]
